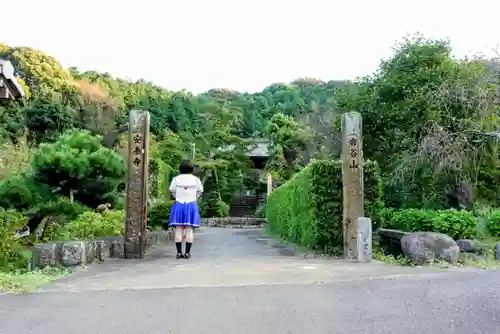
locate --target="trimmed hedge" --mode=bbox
[266,160,383,254]
[380,208,477,239]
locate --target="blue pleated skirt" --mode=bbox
[169,201,201,228]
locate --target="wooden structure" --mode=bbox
[124,110,150,259]
[0,59,25,100]
[341,112,365,261]
[220,139,271,217]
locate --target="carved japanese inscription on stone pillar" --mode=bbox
[124,110,150,259]
[341,112,364,261]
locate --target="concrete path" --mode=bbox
[36,227,466,292]
[1,227,499,334]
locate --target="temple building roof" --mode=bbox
[248,140,269,157]
[218,139,270,158]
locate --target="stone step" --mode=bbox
[200,217,267,228]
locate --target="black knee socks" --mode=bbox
[176,242,192,256]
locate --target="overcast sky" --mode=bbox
[2,0,499,93]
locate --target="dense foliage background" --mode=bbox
[0,33,499,269]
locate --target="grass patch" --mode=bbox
[460,258,500,269]
[458,250,500,269]
[373,250,413,266]
[373,250,459,268]
[0,266,70,293]
[374,247,500,269]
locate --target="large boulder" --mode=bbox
[401,232,460,265]
[456,239,485,254]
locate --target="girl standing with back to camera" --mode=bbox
[169,160,203,259]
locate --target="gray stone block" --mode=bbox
[200,217,268,228]
[146,232,159,246]
[85,241,99,264]
[157,231,171,243]
[30,229,176,270]
[32,243,59,269]
[145,230,173,247]
[60,241,86,266]
[377,228,410,240]
[456,239,484,254]
[96,240,111,260]
[110,239,125,258]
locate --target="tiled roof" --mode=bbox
[218,139,270,157]
[248,141,269,157]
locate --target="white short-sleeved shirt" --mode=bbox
[169,174,203,203]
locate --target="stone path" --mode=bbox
[2,227,499,334]
[39,227,472,293]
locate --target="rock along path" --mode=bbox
[1,227,499,334]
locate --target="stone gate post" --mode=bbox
[341,112,364,261]
[124,110,150,259]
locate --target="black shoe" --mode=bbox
[176,253,184,259]
[184,253,191,259]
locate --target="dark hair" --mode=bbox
[179,160,194,174]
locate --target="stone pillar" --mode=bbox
[124,110,150,259]
[356,217,372,262]
[341,112,364,261]
[267,173,273,197]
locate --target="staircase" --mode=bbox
[229,195,259,217]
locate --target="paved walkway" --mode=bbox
[37,227,463,292]
[1,227,499,333]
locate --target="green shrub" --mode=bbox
[431,210,477,239]
[0,209,29,271]
[373,207,395,228]
[266,159,383,254]
[148,200,175,229]
[149,159,175,201]
[214,200,229,218]
[24,199,91,242]
[255,202,266,218]
[65,210,124,240]
[486,210,500,237]
[387,209,437,231]
[32,130,125,208]
[39,218,71,243]
[472,203,497,218]
[36,198,89,221]
[432,209,477,240]
[200,194,230,218]
[383,208,477,239]
[0,173,40,211]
